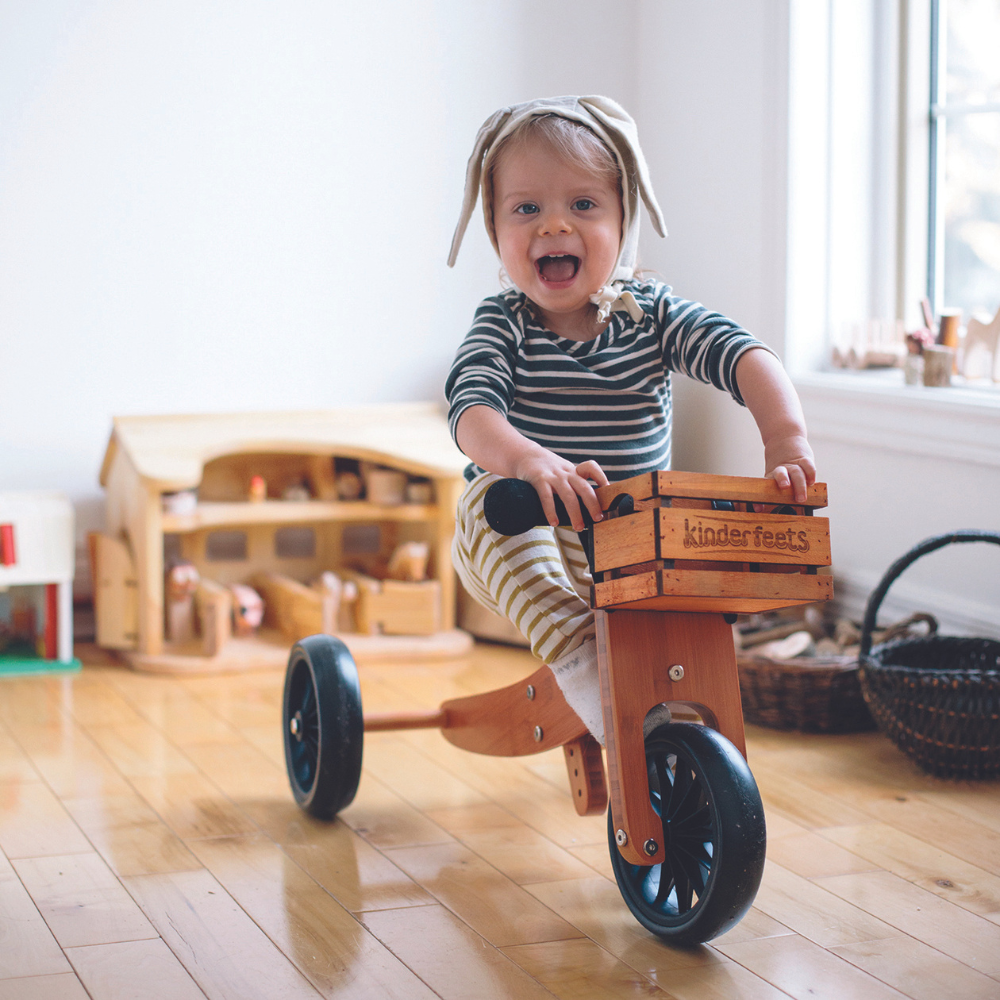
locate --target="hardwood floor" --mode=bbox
[1,641,999,999]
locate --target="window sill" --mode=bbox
[792,369,1000,468]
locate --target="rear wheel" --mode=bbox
[608,722,765,944]
[282,634,363,818]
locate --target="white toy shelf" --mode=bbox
[0,492,80,676]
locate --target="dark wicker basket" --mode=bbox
[738,653,876,733]
[857,531,1000,779]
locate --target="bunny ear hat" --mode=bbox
[447,95,667,322]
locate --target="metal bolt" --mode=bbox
[526,685,536,700]
[289,713,301,738]
[643,839,659,857]
[533,725,544,742]
[668,664,685,681]
[615,828,628,847]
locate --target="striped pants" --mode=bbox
[452,472,595,663]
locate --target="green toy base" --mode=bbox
[0,657,83,678]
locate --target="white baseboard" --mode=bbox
[833,569,1000,641]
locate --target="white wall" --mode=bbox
[0,0,635,593]
[633,1,791,480]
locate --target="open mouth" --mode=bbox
[536,254,580,283]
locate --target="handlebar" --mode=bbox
[483,478,594,536]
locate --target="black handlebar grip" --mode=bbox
[482,478,592,536]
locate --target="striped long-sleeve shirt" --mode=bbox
[445,279,772,483]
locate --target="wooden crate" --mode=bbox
[591,471,832,614]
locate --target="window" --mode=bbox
[928,0,1000,318]
[205,530,248,562]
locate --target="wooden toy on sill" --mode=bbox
[0,492,81,677]
[961,304,1000,382]
[93,405,471,674]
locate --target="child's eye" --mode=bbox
[573,198,595,211]
[515,203,539,215]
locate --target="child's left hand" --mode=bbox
[764,433,816,504]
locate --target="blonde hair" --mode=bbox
[484,113,622,240]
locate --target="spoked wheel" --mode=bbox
[282,634,363,818]
[608,722,766,945]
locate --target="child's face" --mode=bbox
[492,137,622,338]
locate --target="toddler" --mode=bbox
[445,95,815,743]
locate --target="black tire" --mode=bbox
[282,634,363,818]
[608,722,766,945]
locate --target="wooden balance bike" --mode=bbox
[281,470,832,944]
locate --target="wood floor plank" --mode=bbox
[67,939,208,1000]
[0,853,71,979]
[129,771,258,840]
[361,735,491,811]
[0,727,41,783]
[0,677,72,726]
[0,781,92,859]
[180,740,291,802]
[764,829,880,879]
[3,721,133,799]
[752,761,873,829]
[187,834,440,999]
[123,868,323,999]
[337,772,455,850]
[80,817,203,878]
[525,876,728,977]
[63,678,149,728]
[12,852,157,948]
[62,790,164,833]
[861,794,1000,877]
[749,861,898,947]
[821,822,1000,922]
[401,729,608,849]
[832,935,1000,1000]
[566,842,615,881]
[236,723,286,768]
[385,840,584,947]
[917,785,1000,832]
[715,933,909,999]
[279,821,434,913]
[0,973,90,1000]
[425,803,597,885]
[361,902,560,1000]
[85,722,198,778]
[641,958,791,999]
[105,679,242,747]
[816,869,1000,974]
[502,937,667,998]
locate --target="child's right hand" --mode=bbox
[456,406,609,530]
[514,451,609,531]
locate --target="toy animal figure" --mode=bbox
[165,560,200,644]
[386,541,429,582]
[230,583,264,636]
[314,571,358,633]
[962,305,1000,381]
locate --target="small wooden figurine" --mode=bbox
[165,560,200,644]
[387,541,430,582]
[230,583,264,636]
[962,305,1000,381]
[249,476,267,503]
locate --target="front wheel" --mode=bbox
[608,722,765,944]
[282,634,363,818]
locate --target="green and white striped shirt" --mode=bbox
[445,279,768,483]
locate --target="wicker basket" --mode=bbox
[857,531,1000,779]
[738,653,876,733]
